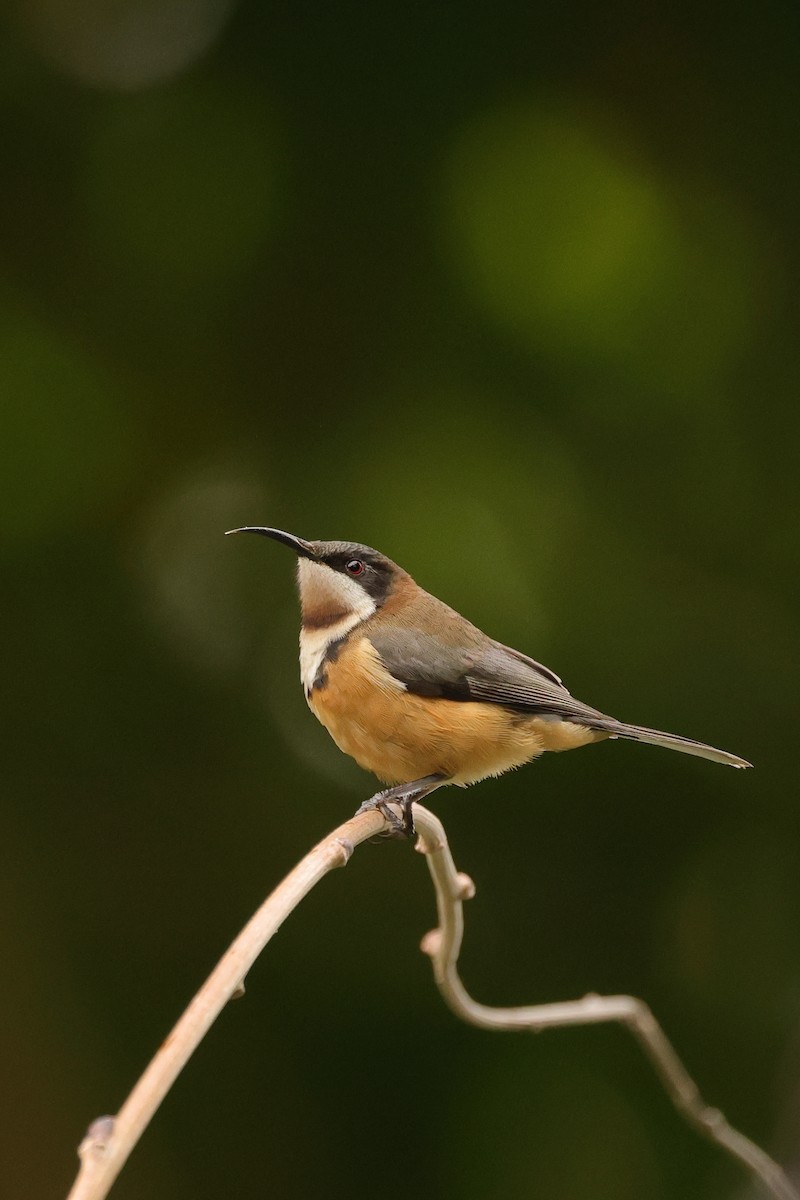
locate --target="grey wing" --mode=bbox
[491,640,565,687]
[367,628,609,726]
[463,643,609,724]
[367,626,751,768]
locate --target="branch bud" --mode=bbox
[420,929,442,957]
[455,873,476,900]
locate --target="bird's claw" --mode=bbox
[355,774,445,841]
[356,793,413,838]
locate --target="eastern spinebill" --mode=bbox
[228,528,750,833]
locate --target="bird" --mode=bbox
[228,527,751,833]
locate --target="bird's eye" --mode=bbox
[345,559,365,576]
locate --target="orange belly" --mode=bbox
[307,636,602,786]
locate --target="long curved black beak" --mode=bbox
[225,527,317,559]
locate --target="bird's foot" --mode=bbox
[355,775,448,840]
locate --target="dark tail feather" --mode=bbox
[589,719,752,769]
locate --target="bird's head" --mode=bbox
[226,527,408,628]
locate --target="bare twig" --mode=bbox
[412,806,799,1200]
[66,803,798,1200]
[67,806,388,1200]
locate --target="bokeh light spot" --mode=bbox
[343,383,589,644]
[444,98,768,395]
[132,462,270,674]
[19,0,238,91]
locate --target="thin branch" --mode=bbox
[412,806,799,1200]
[66,803,798,1200]
[67,806,389,1200]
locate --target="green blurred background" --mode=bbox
[2,2,799,1198]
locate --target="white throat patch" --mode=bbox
[297,559,377,694]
